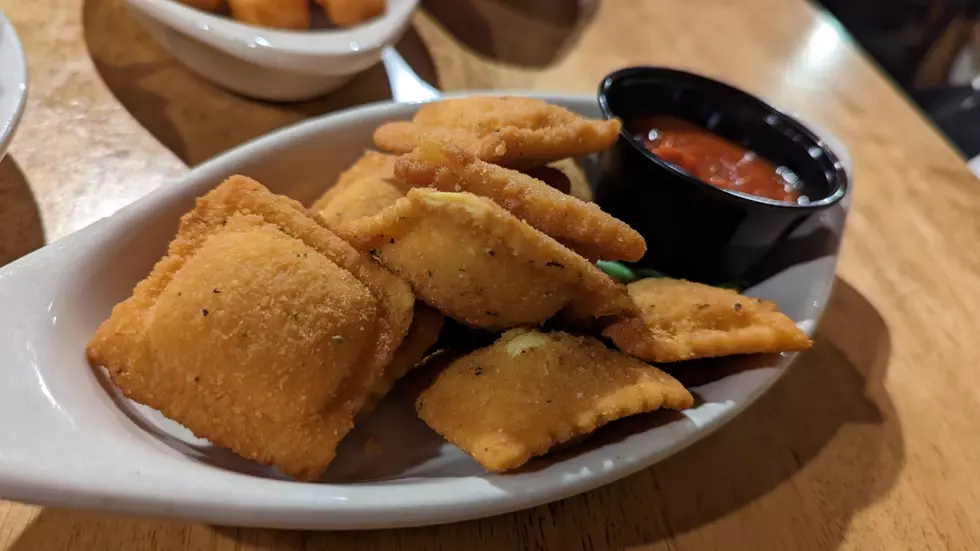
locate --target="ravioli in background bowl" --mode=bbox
[123,0,419,101]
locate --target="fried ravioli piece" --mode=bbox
[228,0,310,29]
[603,278,813,363]
[395,141,645,261]
[315,0,385,26]
[416,329,694,471]
[361,303,444,417]
[523,165,570,194]
[335,188,631,330]
[312,151,410,228]
[373,97,622,168]
[523,158,593,202]
[87,176,414,481]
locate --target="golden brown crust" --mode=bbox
[87,176,414,480]
[373,97,622,168]
[602,278,813,362]
[334,188,632,330]
[316,0,385,27]
[416,329,694,471]
[360,303,444,418]
[522,158,593,202]
[312,151,411,228]
[177,176,416,361]
[394,141,645,262]
[228,0,310,30]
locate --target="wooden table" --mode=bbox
[1,0,979,549]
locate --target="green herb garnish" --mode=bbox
[596,260,640,284]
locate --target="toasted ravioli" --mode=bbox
[228,0,310,29]
[146,225,378,473]
[373,97,622,168]
[416,329,694,471]
[334,188,631,330]
[316,0,385,26]
[395,141,645,261]
[523,165,571,194]
[87,176,414,481]
[312,151,410,228]
[523,158,593,202]
[603,278,813,362]
[164,176,415,360]
[361,303,444,417]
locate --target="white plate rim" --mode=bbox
[0,11,27,157]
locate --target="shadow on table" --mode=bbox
[80,0,440,168]
[0,156,44,267]
[422,0,599,67]
[7,278,902,550]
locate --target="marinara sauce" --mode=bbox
[632,116,804,203]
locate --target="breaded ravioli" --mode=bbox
[334,188,632,330]
[361,303,444,418]
[373,97,622,168]
[416,329,694,471]
[228,0,310,29]
[395,141,646,261]
[603,278,813,363]
[312,151,411,228]
[523,158,594,202]
[87,176,414,481]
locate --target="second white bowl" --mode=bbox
[124,0,418,102]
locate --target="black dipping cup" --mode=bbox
[595,67,848,284]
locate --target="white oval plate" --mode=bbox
[0,11,27,158]
[0,94,847,530]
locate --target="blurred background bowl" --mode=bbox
[595,66,848,285]
[0,11,27,160]
[123,0,418,102]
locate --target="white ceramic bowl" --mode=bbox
[0,11,27,158]
[124,0,418,101]
[0,94,848,529]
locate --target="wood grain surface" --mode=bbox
[1,0,979,549]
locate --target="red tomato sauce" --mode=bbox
[631,116,803,203]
